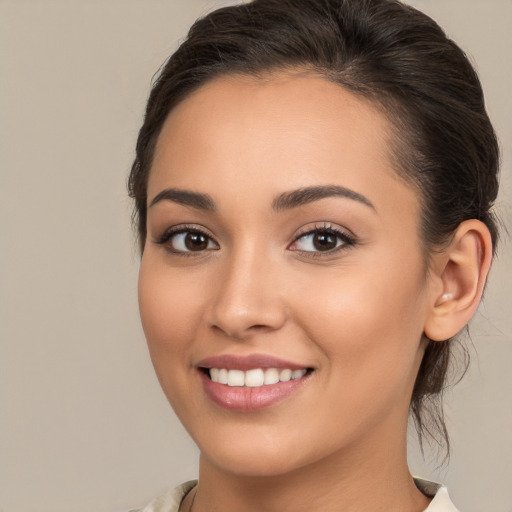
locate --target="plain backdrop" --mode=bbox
[0,1,511,511]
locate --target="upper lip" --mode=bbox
[196,354,311,371]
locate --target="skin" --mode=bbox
[138,72,485,511]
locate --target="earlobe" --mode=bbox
[424,220,493,342]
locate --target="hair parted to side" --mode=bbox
[129,0,500,455]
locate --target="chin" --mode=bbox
[194,426,335,479]
[202,448,305,478]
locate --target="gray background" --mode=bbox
[1,1,510,511]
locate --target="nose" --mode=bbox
[206,249,287,340]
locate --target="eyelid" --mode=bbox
[152,222,356,257]
[153,224,219,254]
[289,223,356,255]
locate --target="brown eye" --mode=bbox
[289,226,355,255]
[157,228,219,253]
[185,232,209,251]
[312,232,338,251]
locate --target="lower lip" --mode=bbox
[199,371,311,412]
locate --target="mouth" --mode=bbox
[204,367,311,387]
[196,355,314,411]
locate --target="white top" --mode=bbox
[132,478,459,511]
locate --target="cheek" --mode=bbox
[137,256,212,420]
[295,278,426,448]
[294,258,425,338]
[291,259,427,393]
[138,257,205,362]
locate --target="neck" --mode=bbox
[190,422,430,512]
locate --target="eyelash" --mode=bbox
[155,225,218,256]
[289,223,356,257]
[154,223,356,257]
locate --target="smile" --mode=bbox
[197,356,314,411]
[209,368,308,387]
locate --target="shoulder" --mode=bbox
[130,481,197,512]
[415,478,460,512]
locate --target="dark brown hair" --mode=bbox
[128,0,500,454]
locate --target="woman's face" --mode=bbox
[139,73,434,477]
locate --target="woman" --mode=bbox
[128,0,499,510]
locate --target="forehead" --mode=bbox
[154,71,392,168]
[149,72,418,220]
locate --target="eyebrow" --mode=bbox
[149,184,375,213]
[272,185,375,212]
[149,188,216,211]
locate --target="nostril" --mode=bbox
[210,322,278,340]
[207,292,288,339]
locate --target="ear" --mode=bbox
[424,219,493,342]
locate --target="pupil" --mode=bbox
[185,232,208,251]
[313,232,337,251]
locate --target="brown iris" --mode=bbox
[313,231,338,251]
[185,232,209,251]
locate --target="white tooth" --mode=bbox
[218,368,228,385]
[264,368,280,385]
[292,369,306,380]
[245,368,264,387]
[279,369,292,382]
[227,369,245,387]
[210,368,220,382]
